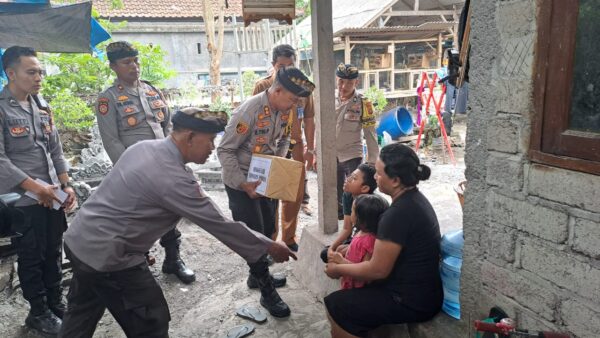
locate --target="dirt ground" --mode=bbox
[0,120,466,338]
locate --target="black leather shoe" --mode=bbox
[259,289,291,318]
[25,309,62,336]
[247,273,286,289]
[48,302,66,319]
[47,288,66,319]
[162,259,196,284]
[287,243,299,252]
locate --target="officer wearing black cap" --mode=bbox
[60,107,296,338]
[335,63,379,219]
[218,66,313,317]
[95,41,196,284]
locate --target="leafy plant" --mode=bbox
[133,42,177,88]
[209,96,233,116]
[363,86,388,116]
[50,90,95,131]
[242,70,261,97]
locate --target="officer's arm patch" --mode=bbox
[236,121,249,134]
[97,98,110,115]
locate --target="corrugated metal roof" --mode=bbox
[335,21,457,36]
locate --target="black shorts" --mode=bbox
[324,286,437,337]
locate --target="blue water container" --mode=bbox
[376,106,414,138]
[441,229,464,258]
[441,256,462,319]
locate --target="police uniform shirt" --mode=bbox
[217,91,291,190]
[63,138,272,272]
[253,76,315,161]
[95,79,172,163]
[0,87,69,206]
[335,90,379,163]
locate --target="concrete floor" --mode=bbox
[0,122,466,338]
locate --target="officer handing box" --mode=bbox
[247,154,303,202]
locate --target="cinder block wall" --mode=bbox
[461,1,600,337]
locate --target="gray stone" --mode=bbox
[484,223,517,263]
[487,118,520,154]
[561,298,600,338]
[572,217,600,259]
[0,256,16,292]
[480,261,558,321]
[528,164,600,213]
[489,192,568,243]
[486,153,524,191]
[520,239,600,301]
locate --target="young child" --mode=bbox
[320,163,377,263]
[330,194,389,289]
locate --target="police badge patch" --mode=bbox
[97,98,109,115]
[236,121,249,134]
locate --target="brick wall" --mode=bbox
[461,1,600,337]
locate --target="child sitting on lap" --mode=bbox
[330,194,389,289]
[320,163,377,263]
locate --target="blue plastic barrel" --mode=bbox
[376,106,414,138]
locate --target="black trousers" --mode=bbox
[59,246,170,338]
[12,205,66,304]
[159,228,181,248]
[336,157,362,217]
[225,185,277,276]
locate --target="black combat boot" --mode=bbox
[162,244,196,284]
[47,287,67,319]
[248,257,290,318]
[246,273,286,289]
[25,297,62,336]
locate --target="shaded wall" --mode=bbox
[461,1,600,337]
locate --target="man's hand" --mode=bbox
[267,241,297,263]
[62,187,78,213]
[325,263,342,279]
[240,180,261,199]
[34,184,62,209]
[304,150,315,171]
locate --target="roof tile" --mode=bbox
[93,0,242,19]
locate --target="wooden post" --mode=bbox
[344,35,351,64]
[437,32,443,68]
[311,0,337,234]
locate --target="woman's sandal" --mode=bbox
[236,305,267,324]
[225,324,255,338]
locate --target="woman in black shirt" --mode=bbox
[324,143,443,338]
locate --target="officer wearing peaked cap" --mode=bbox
[335,63,379,220]
[60,107,296,337]
[218,66,313,318]
[95,41,196,284]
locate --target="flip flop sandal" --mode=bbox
[225,324,255,338]
[236,305,267,324]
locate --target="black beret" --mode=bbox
[336,63,359,80]
[276,66,314,97]
[106,41,138,62]
[172,108,228,133]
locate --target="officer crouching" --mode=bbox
[59,108,295,337]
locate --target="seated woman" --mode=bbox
[324,143,443,338]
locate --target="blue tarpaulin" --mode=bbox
[0,1,111,90]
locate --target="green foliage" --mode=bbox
[295,0,311,21]
[209,96,233,116]
[50,90,95,132]
[132,43,176,88]
[242,70,261,97]
[363,86,388,116]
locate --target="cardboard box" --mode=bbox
[247,154,303,202]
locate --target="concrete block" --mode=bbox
[293,225,340,300]
[496,0,536,38]
[561,298,600,338]
[496,78,532,114]
[487,118,519,154]
[480,262,558,321]
[521,239,600,301]
[483,223,516,263]
[528,164,600,213]
[489,192,568,243]
[572,217,600,259]
[486,153,524,192]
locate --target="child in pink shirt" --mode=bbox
[330,194,389,289]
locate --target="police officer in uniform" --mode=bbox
[95,41,195,284]
[59,107,296,338]
[252,44,315,252]
[335,63,379,219]
[218,66,314,317]
[0,46,77,335]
